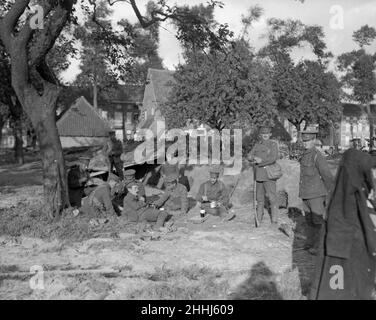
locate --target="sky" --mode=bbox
[60,0,376,83]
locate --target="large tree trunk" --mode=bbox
[9,100,24,164]
[0,119,4,147]
[12,117,24,165]
[21,85,70,218]
[295,123,302,142]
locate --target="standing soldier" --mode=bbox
[105,131,124,180]
[299,129,334,255]
[247,126,279,225]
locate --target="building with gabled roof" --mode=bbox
[57,96,111,148]
[137,68,175,138]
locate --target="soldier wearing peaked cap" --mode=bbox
[153,172,189,216]
[299,129,334,255]
[124,169,146,199]
[81,166,116,217]
[196,165,235,221]
[112,168,146,210]
[247,125,280,225]
[122,181,171,232]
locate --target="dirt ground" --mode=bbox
[0,155,328,300]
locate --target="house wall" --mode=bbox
[60,137,107,149]
[141,78,158,122]
[339,115,370,148]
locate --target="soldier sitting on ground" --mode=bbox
[152,173,189,216]
[196,166,235,221]
[123,181,174,233]
[156,163,191,192]
[112,169,146,210]
[81,166,116,218]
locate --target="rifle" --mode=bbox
[253,162,259,228]
[248,159,259,228]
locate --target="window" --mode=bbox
[126,112,132,125]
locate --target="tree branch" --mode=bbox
[0,0,30,50]
[28,1,74,71]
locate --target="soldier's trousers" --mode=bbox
[201,202,229,217]
[139,208,168,227]
[303,197,326,250]
[110,156,124,180]
[256,180,278,223]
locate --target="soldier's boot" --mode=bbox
[310,214,325,255]
[256,202,265,223]
[304,212,315,250]
[270,203,279,225]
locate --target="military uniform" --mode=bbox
[196,166,235,220]
[106,132,124,180]
[82,182,116,217]
[113,169,146,208]
[248,128,279,224]
[123,193,168,227]
[299,132,334,252]
[154,174,189,215]
[123,169,146,198]
[196,180,230,216]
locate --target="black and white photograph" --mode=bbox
[0,0,376,303]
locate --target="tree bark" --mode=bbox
[12,117,24,164]
[295,123,302,142]
[20,85,70,218]
[9,100,24,164]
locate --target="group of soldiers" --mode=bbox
[67,125,341,253]
[67,130,236,232]
[248,125,334,256]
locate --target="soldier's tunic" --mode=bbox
[82,183,116,217]
[123,193,168,227]
[113,178,146,208]
[106,137,124,180]
[154,183,189,214]
[248,139,279,222]
[196,180,230,216]
[299,146,334,249]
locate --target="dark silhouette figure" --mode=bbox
[230,262,283,300]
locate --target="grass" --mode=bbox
[0,200,137,242]
[128,265,229,300]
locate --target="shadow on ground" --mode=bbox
[229,261,283,300]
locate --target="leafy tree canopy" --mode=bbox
[163,41,277,132]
